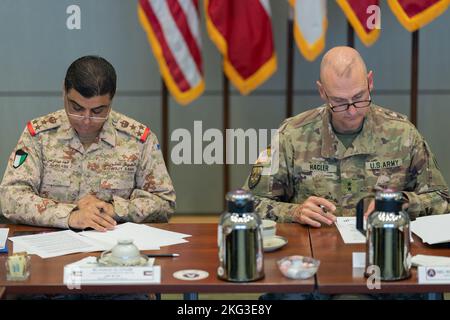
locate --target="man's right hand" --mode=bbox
[292,196,337,227]
[68,195,117,231]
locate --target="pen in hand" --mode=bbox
[319,204,328,215]
[146,253,180,258]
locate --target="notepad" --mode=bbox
[411,214,450,245]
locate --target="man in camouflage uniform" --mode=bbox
[0,56,175,231]
[245,46,449,228]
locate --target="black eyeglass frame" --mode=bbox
[324,83,372,113]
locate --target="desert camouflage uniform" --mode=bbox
[0,109,176,228]
[244,104,449,222]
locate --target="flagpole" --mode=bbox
[410,30,419,127]
[161,78,169,170]
[222,70,230,208]
[347,21,355,48]
[286,7,294,119]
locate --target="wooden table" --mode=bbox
[0,223,314,297]
[310,225,450,295]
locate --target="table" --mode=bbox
[0,223,314,298]
[310,225,450,296]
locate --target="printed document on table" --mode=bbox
[411,213,450,245]
[80,222,190,250]
[9,230,105,258]
[335,217,366,244]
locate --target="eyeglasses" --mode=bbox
[325,84,372,113]
[66,112,109,122]
[65,96,111,122]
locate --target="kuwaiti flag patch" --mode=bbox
[13,149,28,168]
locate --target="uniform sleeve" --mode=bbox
[242,129,298,222]
[112,133,176,223]
[0,128,77,228]
[403,130,449,218]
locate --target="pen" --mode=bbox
[146,253,180,258]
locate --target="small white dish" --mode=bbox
[97,252,149,267]
[263,235,288,252]
[97,239,149,267]
[277,255,320,279]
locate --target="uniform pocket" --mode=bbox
[41,170,71,187]
[40,170,72,201]
[99,175,135,200]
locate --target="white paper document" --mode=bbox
[0,228,8,250]
[9,230,104,258]
[335,217,366,244]
[411,213,450,245]
[8,223,191,258]
[412,254,450,267]
[352,252,366,268]
[80,222,190,250]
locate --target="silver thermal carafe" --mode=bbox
[363,191,412,281]
[217,189,264,282]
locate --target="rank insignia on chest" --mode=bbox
[248,166,263,189]
[341,178,362,195]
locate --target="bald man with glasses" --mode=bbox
[244,46,449,227]
[0,56,175,231]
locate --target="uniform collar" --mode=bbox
[98,115,116,147]
[321,104,376,159]
[58,110,116,152]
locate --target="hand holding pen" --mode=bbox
[292,196,337,228]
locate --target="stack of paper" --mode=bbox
[411,254,450,267]
[8,223,191,258]
[411,214,450,245]
[9,230,105,258]
[79,222,190,250]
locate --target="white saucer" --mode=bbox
[263,236,288,252]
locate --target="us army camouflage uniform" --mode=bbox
[0,109,176,228]
[244,104,449,222]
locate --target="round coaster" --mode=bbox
[173,269,209,281]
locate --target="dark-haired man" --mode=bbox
[0,56,175,231]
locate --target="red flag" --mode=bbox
[388,0,449,32]
[337,0,380,46]
[204,0,277,95]
[138,0,204,105]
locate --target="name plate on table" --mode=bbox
[418,266,450,284]
[63,265,161,287]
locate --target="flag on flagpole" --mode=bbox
[289,0,328,62]
[337,0,380,46]
[388,0,449,32]
[138,0,204,105]
[204,0,277,95]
